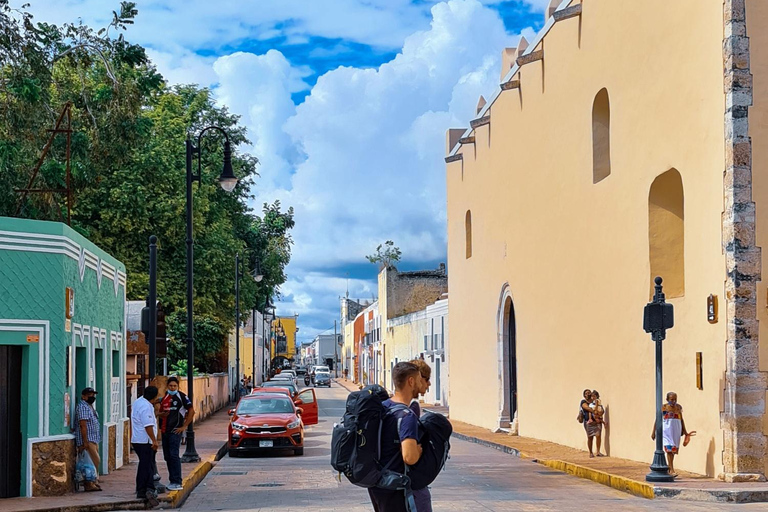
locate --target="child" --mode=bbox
[651,391,695,477]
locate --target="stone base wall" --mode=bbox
[123,418,130,466]
[108,424,117,473]
[31,437,76,496]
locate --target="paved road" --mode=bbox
[180,384,762,512]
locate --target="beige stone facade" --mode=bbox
[445,0,768,479]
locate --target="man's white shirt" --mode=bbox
[131,397,157,444]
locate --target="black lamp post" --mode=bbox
[234,253,263,403]
[643,276,676,482]
[182,128,238,464]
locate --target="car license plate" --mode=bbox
[259,440,273,448]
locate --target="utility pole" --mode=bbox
[334,320,338,378]
[234,253,240,403]
[147,236,158,379]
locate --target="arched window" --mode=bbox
[465,210,472,259]
[592,89,611,183]
[649,169,684,298]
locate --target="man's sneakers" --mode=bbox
[145,489,160,508]
[167,483,183,491]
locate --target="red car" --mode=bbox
[228,393,306,456]
[252,387,319,426]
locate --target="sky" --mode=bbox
[19,0,548,344]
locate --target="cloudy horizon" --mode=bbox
[19,0,547,342]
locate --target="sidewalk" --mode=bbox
[1,408,231,512]
[333,379,768,503]
[450,419,768,502]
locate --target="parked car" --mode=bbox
[314,371,331,387]
[228,393,305,456]
[252,387,318,425]
[260,380,299,398]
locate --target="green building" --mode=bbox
[0,217,129,498]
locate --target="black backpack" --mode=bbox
[331,385,409,489]
[407,410,452,490]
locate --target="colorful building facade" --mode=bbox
[0,217,128,497]
[445,0,768,480]
[271,315,298,368]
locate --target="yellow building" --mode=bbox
[228,311,268,387]
[445,0,768,480]
[271,315,298,367]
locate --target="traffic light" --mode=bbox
[141,302,167,357]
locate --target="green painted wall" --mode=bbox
[0,217,126,496]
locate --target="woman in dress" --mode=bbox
[651,391,693,477]
[586,390,606,457]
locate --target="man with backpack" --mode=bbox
[332,362,451,512]
[368,362,424,511]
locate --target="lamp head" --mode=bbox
[252,260,264,282]
[218,140,238,193]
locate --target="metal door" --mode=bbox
[0,345,22,498]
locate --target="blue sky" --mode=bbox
[20,0,549,340]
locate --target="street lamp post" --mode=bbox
[234,252,263,402]
[643,276,676,482]
[235,252,241,404]
[182,128,239,464]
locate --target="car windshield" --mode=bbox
[315,367,329,372]
[316,372,330,377]
[237,398,293,415]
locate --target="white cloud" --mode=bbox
[212,0,528,332]
[144,47,218,87]
[19,0,541,335]
[213,50,310,192]
[279,0,513,269]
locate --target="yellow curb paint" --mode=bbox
[537,459,655,500]
[450,426,655,501]
[164,454,218,508]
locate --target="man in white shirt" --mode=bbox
[131,386,160,508]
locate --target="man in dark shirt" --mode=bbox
[158,377,194,490]
[368,362,423,512]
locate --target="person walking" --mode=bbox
[368,362,423,512]
[159,377,194,491]
[74,387,101,491]
[652,391,695,477]
[132,386,161,508]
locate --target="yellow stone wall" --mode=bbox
[447,0,733,476]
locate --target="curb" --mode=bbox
[451,430,768,503]
[451,430,653,499]
[539,459,654,500]
[333,378,359,393]
[163,441,228,509]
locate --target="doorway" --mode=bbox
[0,345,22,498]
[497,289,518,429]
[506,298,518,419]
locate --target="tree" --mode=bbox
[0,3,295,366]
[166,311,227,374]
[366,240,401,269]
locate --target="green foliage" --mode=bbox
[166,310,228,373]
[366,240,401,269]
[169,360,198,378]
[0,2,294,368]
